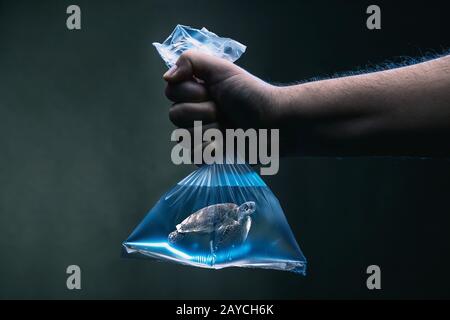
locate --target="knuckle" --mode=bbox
[169,104,186,126]
[180,49,195,60]
[168,106,180,124]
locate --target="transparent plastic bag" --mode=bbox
[123,25,307,274]
[124,164,306,274]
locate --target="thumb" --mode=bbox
[163,50,241,84]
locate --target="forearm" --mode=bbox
[275,55,450,156]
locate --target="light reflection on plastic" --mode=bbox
[125,241,252,264]
[125,242,192,260]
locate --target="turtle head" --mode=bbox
[237,201,256,219]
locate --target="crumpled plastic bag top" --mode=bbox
[153,24,247,68]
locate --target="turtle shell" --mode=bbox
[176,203,238,233]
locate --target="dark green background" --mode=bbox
[0,0,449,299]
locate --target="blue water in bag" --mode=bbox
[123,164,307,274]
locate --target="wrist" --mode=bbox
[269,84,310,127]
[261,84,292,128]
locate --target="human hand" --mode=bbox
[163,50,281,130]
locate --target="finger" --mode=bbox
[173,122,221,146]
[165,80,209,103]
[185,122,221,141]
[169,101,218,128]
[163,50,241,84]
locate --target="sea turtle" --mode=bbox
[168,201,256,254]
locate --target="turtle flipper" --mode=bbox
[214,220,241,252]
